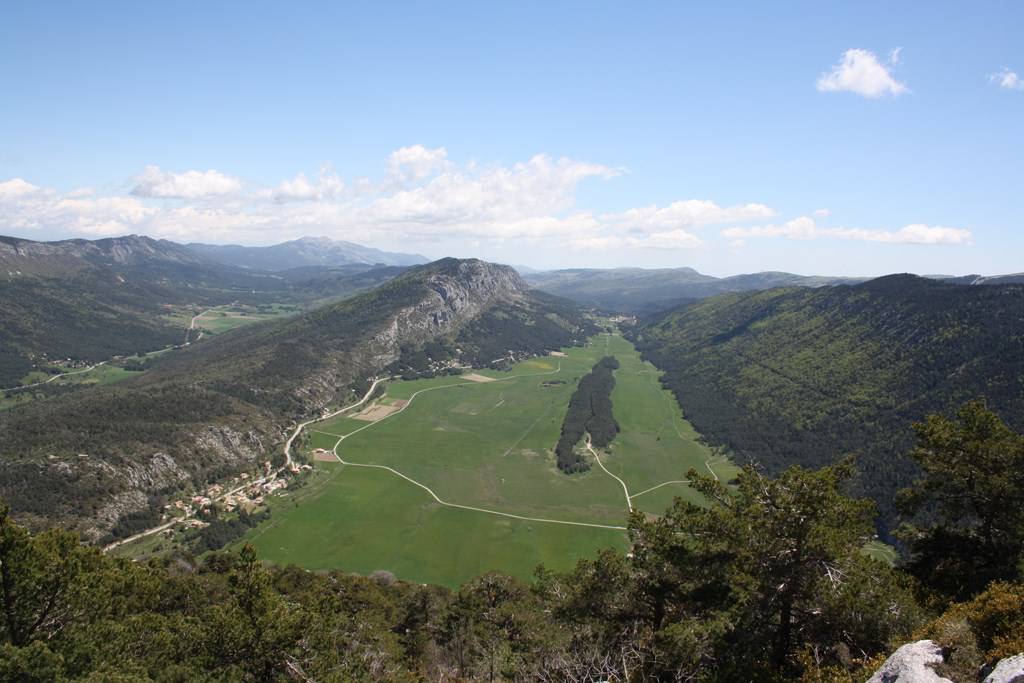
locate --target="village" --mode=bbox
[160,459,313,534]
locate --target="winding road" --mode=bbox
[2,361,109,393]
[586,437,633,512]
[103,377,387,553]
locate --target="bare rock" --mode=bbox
[867,640,953,683]
[984,654,1024,683]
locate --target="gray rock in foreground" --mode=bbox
[867,640,953,683]
[983,653,1024,683]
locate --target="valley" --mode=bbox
[113,332,734,586]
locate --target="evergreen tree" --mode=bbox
[898,400,1024,600]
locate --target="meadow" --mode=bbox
[193,303,300,335]
[240,333,734,586]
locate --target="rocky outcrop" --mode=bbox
[867,640,953,683]
[984,654,1024,683]
[0,233,206,277]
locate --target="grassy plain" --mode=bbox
[194,304,300,335]
[1,363,142,410]
[240,333,730,586]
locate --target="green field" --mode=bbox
[1,362,142,410]
[240,333,736,587]
[193,304,300,335]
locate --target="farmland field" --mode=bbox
[193,303,300,335]
[239,333,736,587]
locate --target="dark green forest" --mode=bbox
[2,402,1021,682]
[628,275,1024,537]
[554,356,620,473]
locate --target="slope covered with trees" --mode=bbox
[525,266,865,314]
[630,275,1024,535]
[0,234,404,386]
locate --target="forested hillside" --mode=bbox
[0,234,403,386]
[630,274,1024,535]
[525,266,864,314]
[0,258,594,539]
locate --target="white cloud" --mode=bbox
[643,229,703,249]
[0,178,41,199]
[5,155,974,257]
[0,181,155,235]
[271,167,345,202]
[816,49,908,98]
[609,199,774,231]
[723,216,971,246]
[989,68,1024,91]
[131,165,243,199]
[566,228,703,251]
[832,224,973,245]
[387,145,452,185]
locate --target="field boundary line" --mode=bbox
[327,360,628,532]
[629,480,690,500]
[333,455,626,531]
[586,438,633,512]
[705,461,720,481]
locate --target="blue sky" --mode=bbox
[1,2,1021,275]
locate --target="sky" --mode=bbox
[1,2,1021,276]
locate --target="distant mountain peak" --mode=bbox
[185,236,428,270]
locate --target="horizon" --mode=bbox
[7,229,1021,280]
[2,2,1022,275]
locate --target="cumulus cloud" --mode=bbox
[609,200,774,230]
[0,180,155,236]
[565,229,703,251]
[131,165,243,198]
[989,68,1024,91]
[3,155,973,257]
[0,178,41,199]
[723,216,971,246]
[0,151,626,244]
[817,49,908,98]
[387,145,452,185]
[271,167,345,202]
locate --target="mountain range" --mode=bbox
[523,267,868,313]
[0,234,407,386]
[185,236,427,270]
[524,266,1024,314]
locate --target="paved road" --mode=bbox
[2,361,108,393]
[103,377,386,553]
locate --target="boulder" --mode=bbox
[867,640,953,683]
[983,653,1024,683]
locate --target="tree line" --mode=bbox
[555,356,620,473]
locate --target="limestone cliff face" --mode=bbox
[368,260,525,361]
